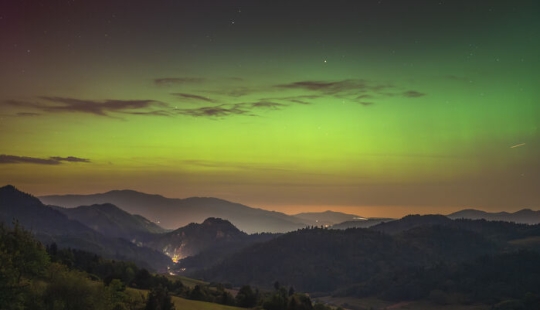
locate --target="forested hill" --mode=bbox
[197,220,540,307]
[197,225,499,292]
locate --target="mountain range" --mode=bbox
[52,203,168,243]
[4,184,540,307]
[448,208,540,224]
[41,190,540,236]
[2,185,282,270]
[292,210,367,227]
[0,185,171,271]
[40,190,307,233]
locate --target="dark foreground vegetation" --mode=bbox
[0,221,335,310]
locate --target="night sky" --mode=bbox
[1,0,539,217]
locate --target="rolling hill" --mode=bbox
[0,185,172,271]
[448,208,540,224]
[53,203,168,243]
[145,217,249,262]
[40,190,306,233]
[196,224,500,293]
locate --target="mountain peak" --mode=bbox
[148,217,247,262]
[0,184,25,196]
[0,184,17,191]
[0,184,43,206]
[202,217,233,226]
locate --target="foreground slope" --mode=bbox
[0,185,171,270]
[41,190,306,233]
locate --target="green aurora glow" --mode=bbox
[1,1,538,216]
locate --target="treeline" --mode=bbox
[45,241,334,309]
[343,250,540,309]
[199,225,500,292]
[1,221,152,310]
[0,222,330,310]
[199,224,540,308]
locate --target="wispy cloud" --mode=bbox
[0,155,90,165]
[402,90,425,98]
[173,93,217,103]
[246,101,286,109]
[275,79,426,103]
[176,105,250,118]
[275,79,390,95]
[166,78,427,119]
[4,78,426,121]
[176,100,289,118]
[49,156,90,163]
[261,95,320,105]
[5,97,167,117]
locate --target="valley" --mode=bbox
[2,184,540,309]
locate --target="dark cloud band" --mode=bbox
[6,97,166,117]
[0,155,90,165]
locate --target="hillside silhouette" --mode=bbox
[0,185,171,270]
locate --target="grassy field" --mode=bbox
[126,287,244,310]
[164,274,208,288]
[313,296,490,310]
[170,295,244,310]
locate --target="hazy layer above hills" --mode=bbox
[1,185,279,269]
[52,203,168,242]
[52,201,279,264]
[292,210,366,227]
[40,190,306,233]
[40,189,540,234]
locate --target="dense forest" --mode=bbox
[0,221,334,310]
[196,222,540,309]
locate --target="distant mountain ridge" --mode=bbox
[0,185,171,270]
[145,217,248,262]
[40,190,307,233]
[53,203,168,242]
[331,218,394,229]
[371,214,453,234]
[292,210,366,226]
[448,208,540,224]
